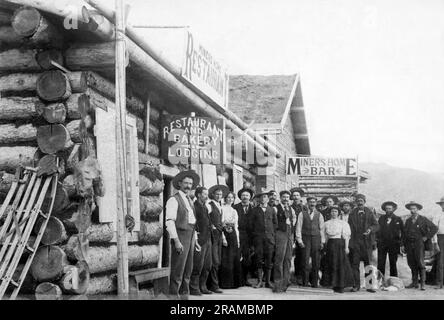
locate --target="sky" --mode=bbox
[126,0,444,173]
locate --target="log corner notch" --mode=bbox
[37,70,72,102]
[10,5,63,48]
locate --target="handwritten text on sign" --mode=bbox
[161,115,224,165]
[287,157,358,177]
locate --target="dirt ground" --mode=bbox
[12,256,444,300]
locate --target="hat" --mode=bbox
[237,187,254,199]
[254,187,272,199]
[321,195,339,205]
[172,170,200,190]
[279,190,291,197]
[381,201,398,211]
[405,201,423,210]
[354,193,366,202]
[208,184,230,199]
[290,187,305,197]
[307,196,318,202]
[436,196,444,205]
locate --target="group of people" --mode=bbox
[165,169,444,299]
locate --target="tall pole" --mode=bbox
[115,0,129,295]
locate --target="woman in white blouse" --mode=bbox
[323,205,354,293]
[219,192,241,289]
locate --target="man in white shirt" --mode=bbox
[296,196,325,288]
[166,170,201,300]
[432,196,444,289]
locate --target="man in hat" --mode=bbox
[348,193,379,291]
[189,187,213,296]
[296,196,325,288]
[290,187,307,285]
[233,187,255,287]
[432,196,444,289]
[166,170,201,299]
[249,188,278,288]
[206,184,229,293]
[273,190,297,292]
[339,200,353,223]
[376,201,404,277]
[320,196,338,221]
[268,190,279,208]
[403,201,438,290]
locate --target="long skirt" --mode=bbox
[219,230,241,289]
[326,239,354,289]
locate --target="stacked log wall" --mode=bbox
[0,5,165,297]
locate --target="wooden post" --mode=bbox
[114,0,129,295]
[145,94,151,154]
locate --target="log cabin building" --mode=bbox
[0,0,291,297]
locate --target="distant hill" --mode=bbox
[359,162,444,218]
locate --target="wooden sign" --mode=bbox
[287,156,358,177]
[161,115,224,165]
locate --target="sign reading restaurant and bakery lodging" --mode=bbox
[161,115,224,165]
[181,30,230,108]
[287,156,358,177]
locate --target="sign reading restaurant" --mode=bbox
[161,115,224,165]
[287,156,358,177]
[181,30,229,108]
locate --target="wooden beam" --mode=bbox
[114,0,129,296]
[145,95,151,154]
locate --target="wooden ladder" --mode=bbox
[0,166,58,300]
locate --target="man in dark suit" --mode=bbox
[377,201,404,277]
[403,201,438,290]
[190,187,213,295]
[290,187,307,285]
[348,193,379,291]
[249,188,278,289]
[233,187,255,287]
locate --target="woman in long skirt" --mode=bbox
[323,205,354,293]
[219,192,241,289]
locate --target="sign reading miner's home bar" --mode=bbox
[181,30,229,108]
[287,156,358,177]
[161,115,224,165]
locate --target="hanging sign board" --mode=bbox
[161,115,224,165]
[287,156,358,177]
[181,30,229,108]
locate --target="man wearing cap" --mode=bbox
[376,201,404,277]
[296,196,325,288]
[339,200,353,223]
[190,187,213,296]
[249,188,278,288]
[207,184,229,294]
[348,193,379,292]
[233,187,255,287]
[165,170,201,300]
[290,187,307,285]
[432,196,444,289]
[403,201,438,290]
[273,190,297,292]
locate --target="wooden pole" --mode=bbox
[114,0,129,295]
[144,94,151,154]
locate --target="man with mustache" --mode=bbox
[296,196,325,288]
[165,170,201,300]
[233,187,255,286]
[273,190,297,292]
[290,187,307,285]
[403,201,437,290]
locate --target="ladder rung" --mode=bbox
[39,211,48,219]
[25,245,35,253]
[9,279,19,287]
